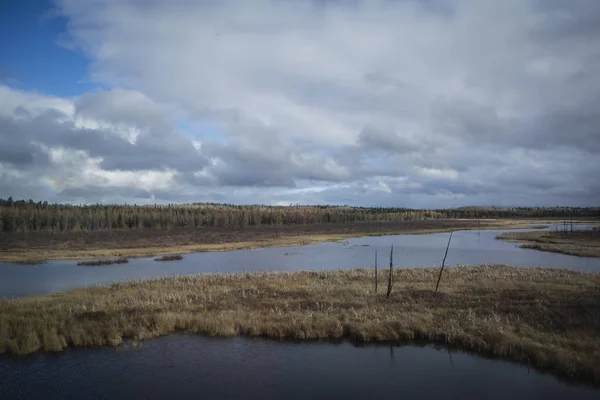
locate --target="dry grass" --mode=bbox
[76,258,129,266]
[1,265,599,385]
[0,219,552,263]
[498,229,600,257]
[154,255,183,262]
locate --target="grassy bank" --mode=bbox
[0,219,553,263]
[1,265,599,385]
[497,229,600,257]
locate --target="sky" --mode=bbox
[0,0,599,208]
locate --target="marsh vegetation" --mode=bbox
[12,260,46,265]
[497,228,600,257]
[1,265,599,385]
[0,219,555,263]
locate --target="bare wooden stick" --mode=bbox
[374,250,378,294]
[387,244,393,299]
[435,231,453,292]
[571,219,573,232]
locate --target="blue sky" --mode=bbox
[0,0,92,97]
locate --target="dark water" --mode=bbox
[1,335,597,400]
[1,226,599,298]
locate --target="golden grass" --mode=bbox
[1,265,599,385]
[0,219,550,263]
[497,229,600,257]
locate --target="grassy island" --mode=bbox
[1,219,551,263]
[497,228,600,257]
[1,265,599,385]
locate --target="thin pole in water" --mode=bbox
[387,244,394,299]
[375,250,378,294]
[435,231,454,292]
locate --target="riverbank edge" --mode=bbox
[0,219,553,263]
[496,229,600,258]
[1,265,599,387]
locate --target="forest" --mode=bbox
[0,197,598,233]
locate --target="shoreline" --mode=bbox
[497,229,600,258]
[1,265,599,386]
[0,219,558,263]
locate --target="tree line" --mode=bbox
[0,197,598,233]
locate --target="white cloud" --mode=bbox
[414,167,459,181]
[0,0,599,206]
[0,85,74,119]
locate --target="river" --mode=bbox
[1,225,598,299]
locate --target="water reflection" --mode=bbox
[0,335,597,400]
[448,347,455,368]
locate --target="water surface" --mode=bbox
[1,226,598,298]
[1,335,597,400]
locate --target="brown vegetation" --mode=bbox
[76,258,129,266]
[154,255,183,262]
[12,259,46,265]
[1,265,599,385]
[0,219,551,263]
[497,229,600,257]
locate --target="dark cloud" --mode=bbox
[431,94,600,155]
[358,124,422,154]
[0,116,51,167]
[364,72,404,89]
[203,133,349,188]
[74,90,209,171]
[0,91,208,174]
[533,0,600,42]
[431,98,508,144]
[535,97,600,153]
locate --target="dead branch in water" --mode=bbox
[435,231,453,292]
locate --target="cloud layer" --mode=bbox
[1,0,599,206]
